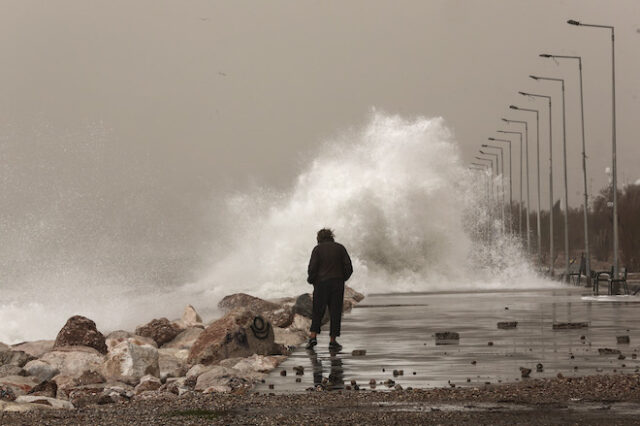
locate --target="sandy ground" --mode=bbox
[4,373,640,425]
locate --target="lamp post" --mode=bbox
[519,91,554,275]
[480,150,505,231]
[530,75,570,281]
[497,130,523,237]
[489,137,513,233]
[540,53,591,285]
[482,145,505,232]
[510,105,542,263]
[567,18,618,279]
[503,118,531,253]
[475,156,495,200]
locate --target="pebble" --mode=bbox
[280,370,287,377]
[488,342,494,346]
[293,366,304,375]
[351,350,366,356]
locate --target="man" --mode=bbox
[306,228,353,351]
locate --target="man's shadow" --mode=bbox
[307,348,344,390]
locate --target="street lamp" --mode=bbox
[503,117,531,253]
[510,105,542,263]
[482,145,506,232]
[567,18,618,279]
[530,75,570,280]
[519,91,554,275]
[475,156,495,199]
[489,137,513,233]
[480,150,505,231]
[497,130,523,238]
[540,53,591,285]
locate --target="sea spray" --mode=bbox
[0,112,552,344]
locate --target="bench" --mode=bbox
[594,266,629,295]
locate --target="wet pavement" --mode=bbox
[256,288,640,393]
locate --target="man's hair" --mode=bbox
[316,228,335,243]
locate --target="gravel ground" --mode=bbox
[4,373,640,425]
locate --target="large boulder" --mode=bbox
[0,350,35,368]
[26,380,58,398]
[218,293,294,328]
[162,327,203,350]
[23,360,59,382]
[158,348,188,380]
[135,318,182,347]
[11,340,54,358]
[133,374,162,395]
[187,308,281,366]
[38,346,105,379]
[54,316,107,354]
[100,338,159,385]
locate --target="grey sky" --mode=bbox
[1,1,638,285]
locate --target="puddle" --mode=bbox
[256,288,640,393]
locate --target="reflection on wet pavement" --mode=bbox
[256,288,640,393]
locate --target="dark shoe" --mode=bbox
[305,338,317,350]
[328,341,342,352]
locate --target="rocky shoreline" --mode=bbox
[0,287,365,415]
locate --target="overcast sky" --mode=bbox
[1,1,638,284]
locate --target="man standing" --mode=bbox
[306,228,353,351]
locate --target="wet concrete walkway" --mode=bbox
[256,288,640,393]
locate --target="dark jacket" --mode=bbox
[307,241,353,284]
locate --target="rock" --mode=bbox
[488,342,494,346]
[552,322,588,330]
[497,321,518,329]
[0,365,23,378]
[0,343,8,352]
[0,350,35,368]
[39,347,104,379]
[76,370,105,385]
[54,316,107,354]
[105,331,157,351]
[15,395,74,409]
[187,308,281,366]
[557,372,564,379]
[230,354,283,374]
[134,375,162,394]
[186,364,214,380]
[351,349,366,356]
[0,375,39,396]
[135,318,182,347]
[289,314,312,332]
[23,360,59,382]
[158,349,188,380]
[194,366,249,391]
[344,286,365,303]
[27,380,57,398]
[100,338,159,385]
[273,327,307,346]
[293,366,304,375]
[598,348,622,355]
[435,332,459,345]
[384,379,395,387]
[617,335,630,344]
[162,327,203,350]
[536,363,544,372]
[394,384,403,391]
[520,367,531,378]
[618,354,626,360]
[11,340,55,358]
[219,293,294,328]
[293,294,329,325]
[280,370,286,376]
[173,305,204,329]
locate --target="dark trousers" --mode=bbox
[310,278,345,337]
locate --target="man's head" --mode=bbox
[316,228,335,243]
